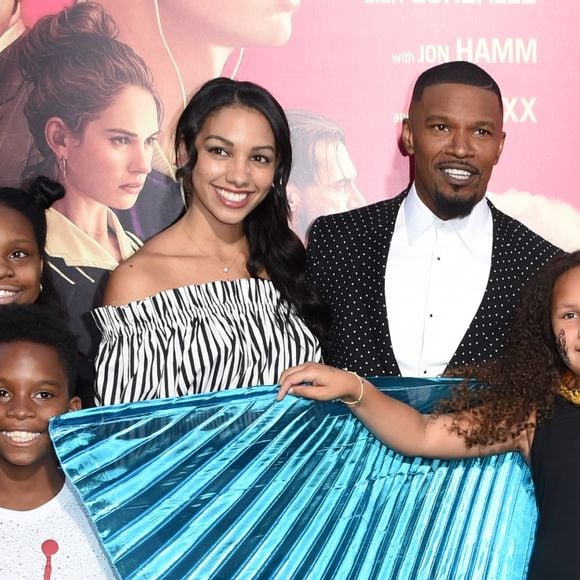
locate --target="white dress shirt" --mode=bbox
[385,185,493,377]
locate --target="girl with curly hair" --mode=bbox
[278,250,580,579]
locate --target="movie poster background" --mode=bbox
[8,0,580,352]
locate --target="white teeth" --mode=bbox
[216,187,248,203]
[443,168,472,180]
[2,431,41,442]
[0,290,17,298]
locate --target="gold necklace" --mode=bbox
[180,223,245,274]
[560,383,580,405]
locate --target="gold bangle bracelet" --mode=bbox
[338,371,364,406]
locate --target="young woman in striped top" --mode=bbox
[92,78,328,405]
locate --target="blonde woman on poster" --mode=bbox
[20,3,161,355]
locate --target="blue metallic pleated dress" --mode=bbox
[49,378,536,579]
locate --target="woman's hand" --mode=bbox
[277,362,362,403]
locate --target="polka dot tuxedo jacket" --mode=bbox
[306,189,561,377]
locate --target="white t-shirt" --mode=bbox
[0,479,116,579]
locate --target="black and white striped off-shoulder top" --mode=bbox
[92,278,322,405]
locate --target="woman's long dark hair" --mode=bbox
[175,77,329,338]
[442,251,580,447]
[0,177,65,306]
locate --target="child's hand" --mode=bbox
[277,362,362,404]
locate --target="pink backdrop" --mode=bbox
[14,0,580,258]
[20,1,580,249]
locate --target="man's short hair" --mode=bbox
[287,110,346,189]
[411,61,503,111]
[0,305,78,393]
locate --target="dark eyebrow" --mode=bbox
[424,114,498,129]
[9,238,36,245]
[205,135,233,147]
[251,145,276,154]
[423,114,453,125]
[36,380,67,389]
[106,128,139,137]
[205,135,275,154]
[472,120,498,129]
[106,128,160,138]
[0,378,66,388]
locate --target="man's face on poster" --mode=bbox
[291,139,365,238]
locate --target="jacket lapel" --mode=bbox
[367,190,408,375]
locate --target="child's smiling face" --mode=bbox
[0,341,80,473]
[551,266,580,388]
[0,206,43,306]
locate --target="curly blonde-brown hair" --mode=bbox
[440,251,580,447]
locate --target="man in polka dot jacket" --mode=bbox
[306,61,561,378]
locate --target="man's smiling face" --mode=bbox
[402,83,505,220]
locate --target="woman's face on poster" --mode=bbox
[172,0,300,47]
[62,85,159,211]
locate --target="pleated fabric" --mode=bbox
[50,378,537,579]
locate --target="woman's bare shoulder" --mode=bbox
[103,232,178,306]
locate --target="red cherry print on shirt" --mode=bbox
[42,539,59,580]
